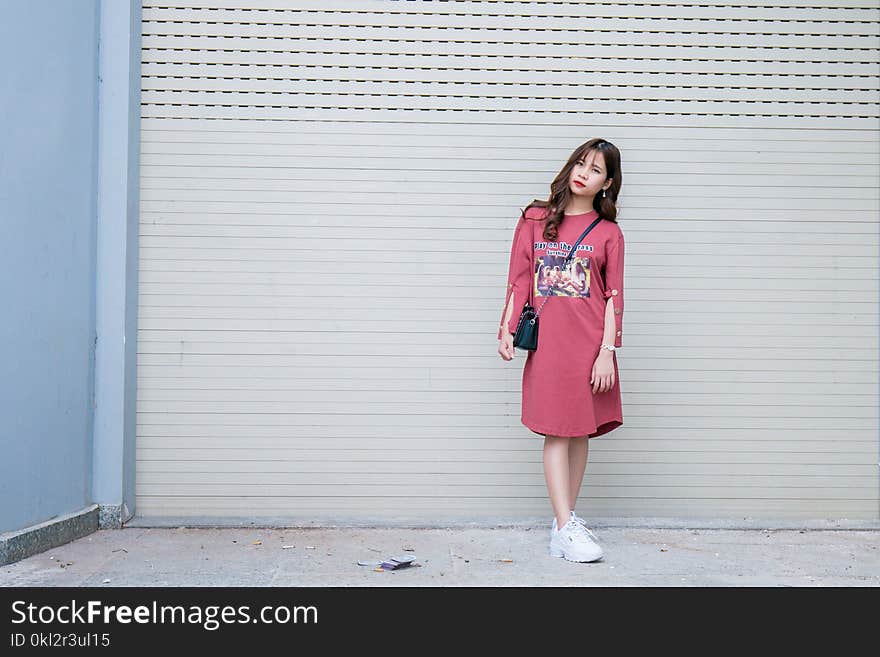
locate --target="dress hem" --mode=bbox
[522,417,623,439]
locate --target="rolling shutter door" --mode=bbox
[136,0,880,522]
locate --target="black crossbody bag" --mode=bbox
[513,216,603,351]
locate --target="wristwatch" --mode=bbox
[600,343,616,352]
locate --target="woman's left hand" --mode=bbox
[590,351,615,393]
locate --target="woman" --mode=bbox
[497,138,625,563]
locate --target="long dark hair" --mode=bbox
[521,138,622,242]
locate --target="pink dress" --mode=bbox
[498,206,625,438]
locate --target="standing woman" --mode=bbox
[497,138,625,563]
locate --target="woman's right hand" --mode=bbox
[498,332,515,361]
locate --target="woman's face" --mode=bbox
[569,150,610,198]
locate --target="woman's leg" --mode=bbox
[568,436,589,514]
[543,435,571,529]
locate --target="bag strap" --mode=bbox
[532,216,603,319]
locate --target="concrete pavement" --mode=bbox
[2,521,878,587]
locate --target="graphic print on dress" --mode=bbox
[533,242,594,298]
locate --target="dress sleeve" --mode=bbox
[602,229,625,348]
[498,215,533,340]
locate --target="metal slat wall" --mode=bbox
[136,0,880,522]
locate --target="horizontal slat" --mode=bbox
[139,194,880,212]
[135,192,879,214]
[133,386,879,407]
[138,119,880,141]
[136,265,878,281]
[141,63,880,92]
[133,271,880,293]
[134,471,878,487]
[139,22,880,48]
[138,142,880,168]
[134,385,879,403]
[133,342,880,361]
[139,119,880,141]
[133,482,876,498]
[132,429,879,445]
[137,254,877,272]
[134,453,880,474]
[133,289,876,306]
[135,223,880,246]
[134,411,874,431]
[132,328,877,348]
[139,106,880,128]
[139,28,879,52]
[142,5,880,27]
[132,398,878,416]
[139,141,880,169]
[141,51,880,77]
[141,79,880,108]
[133,354,878,376]
[134,365,879,385]
[134,450,879,470]
[130,497,880,520]
[133,446,878,463]
[136,313,879,334]
[136,249,880,269]
[133,369,876,385]
[140,90,879,117]
[140,302,877,320]
[139,34,880,64]
[137,165,880,185]
[134,232,880,255]
[140,291,878,311]
[134,379,877,396]
[141,26,880,49]
[135,327,879,346]
[133,321,879,338]
[142,0,880,16]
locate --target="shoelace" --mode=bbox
[571,515,599,541]
[568,520,599,543]
[581,525,599,542]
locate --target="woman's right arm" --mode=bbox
[498,215,534,341]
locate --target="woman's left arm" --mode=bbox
[602,297,617,350]
[602,229,625,348]
[591,230,625,393]
[591,298,617,393]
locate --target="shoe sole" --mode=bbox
[549,543,603,562]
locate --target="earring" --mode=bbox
[602,189,607,198]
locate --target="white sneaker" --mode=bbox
[551,513,603,547]
[550,518,604,562]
